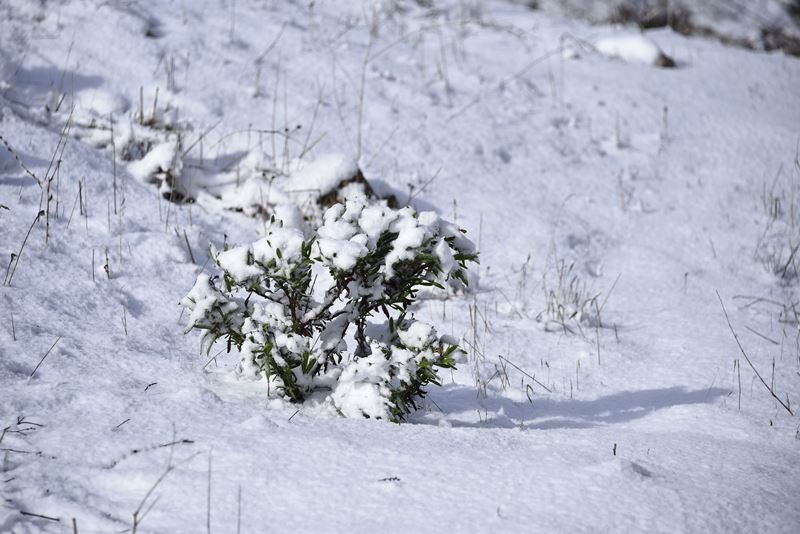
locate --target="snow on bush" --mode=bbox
[182,198,478,421]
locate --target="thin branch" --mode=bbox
[255,22,287,64]
[717,291,793,416]
[598,272,622,314]
[132,447,201,533]
[181,119,223,159]
[498,355,552,392]
[20,511,60,522]
[0,134,42,188]
[30,337,62,378]
[5,210,44,286]
[744,325,780,346]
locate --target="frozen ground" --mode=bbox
[1,0,799,532]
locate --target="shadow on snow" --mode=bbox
[415,385,730,430]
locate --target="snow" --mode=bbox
[398,322,436,350]
[512,0,800,55]
[74,88,129,119]
[127,137,181,184]
[215,246,260,283]
[595,33,667,66]
[252,227,305,270]
[385,208,429,276]
[200,151,367,228]
[331,351,394,419]
[1,0,800,532]
[316,235,368,271]
[288,153,360,197]
[358,203,398,241]
[183,274,225,330]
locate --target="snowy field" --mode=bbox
[511,0,800,55]
[1,0,799,532]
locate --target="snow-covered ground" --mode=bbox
[511,0,800,55]
[1,0,799,532]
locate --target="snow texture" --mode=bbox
[127,137,181,184]
[595,34,666,65]
[288,153,360,197]
[511,0,800,53]
[1,0,799,532]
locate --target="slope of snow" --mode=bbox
[1,0,799,532]
[511,0,800,53]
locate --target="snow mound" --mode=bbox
[0,49,18,87]
[74,88,129,118]
[127,137,181,184]
[288,153,360,197]
[596,33,675,67]
[216,152,377,229]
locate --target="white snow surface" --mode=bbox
[287,154,360,197]
[1,1,800,533]
[127,137,181,184]
[595,34,666,65]
[510,0,800,50]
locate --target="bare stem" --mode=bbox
[717,291,794,416]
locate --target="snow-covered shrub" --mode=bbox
[182,198,478,421]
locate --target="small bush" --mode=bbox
[182,198,477,421]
